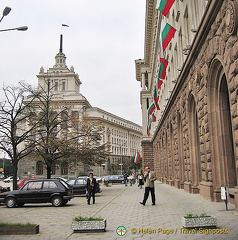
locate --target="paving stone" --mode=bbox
[0,182,237,239]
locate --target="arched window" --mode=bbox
[61,162,68,175]
[36,161,44,175]
[188,94,201,191]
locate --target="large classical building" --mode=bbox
[135,0,238,211]
[18,35,142,178]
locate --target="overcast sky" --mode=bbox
[0,0,145,125]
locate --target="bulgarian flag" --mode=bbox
[148,102,156,115]
[158,58,168,79]
[153,85,160,110]
[157,79,163,89]
[161,21,176,51]
[147,127,151,136]
[152,113,157,122]
[134,153,141,164]
[147,120,151,136]
[158,0,175,17]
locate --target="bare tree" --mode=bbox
[26,79,110,179]
[0,84,39,189]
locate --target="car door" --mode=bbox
[18,181,43,203]
[41,181,58,202]
[73,179,87,195]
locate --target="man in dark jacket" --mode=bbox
[123,172,129,186]
[86,173,97,205]
[140,167,156,205]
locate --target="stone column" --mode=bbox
[142,72,146,90]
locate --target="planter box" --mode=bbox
[0,225,39,235]
[72,219,106,233]
[182,217,217,228]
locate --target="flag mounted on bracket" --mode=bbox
[153,85,160,110]
[148,102,156,115]
[157,0,176,17]
[158,58,169,80]
[161,21,176,51]
[134,153,141,164]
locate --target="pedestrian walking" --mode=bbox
[123,172,129,186]
[86,173,96,205]
[138,173,144,189]
[129,173,133,186]
[140,167,156,205]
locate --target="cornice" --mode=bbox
[144,0,157,64]
[84,116,142,135]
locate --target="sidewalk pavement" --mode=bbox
[0,181,237,240]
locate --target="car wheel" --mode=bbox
[51,196,63,207]
[6,197,17,208]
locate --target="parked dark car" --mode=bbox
[103,175,124,184]
[0,179,73,208]
[66,177,101,195]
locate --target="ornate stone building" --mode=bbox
[135,0,238,210]
[18,35,142,178]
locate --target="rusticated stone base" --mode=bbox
[184,182,192,193]
[200,181,214,201]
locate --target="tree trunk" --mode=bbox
[47,165,51,179]
[12,161,18,190]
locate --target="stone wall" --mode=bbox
[149,0,238,206]
[141,140,154,170]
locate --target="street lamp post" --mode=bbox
[0,26,28,32]
[0,6,11,23]
[0,6,28,33]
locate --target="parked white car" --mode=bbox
[3,176,19,183]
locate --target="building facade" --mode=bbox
[18,35,142,179]
[135,0,238,210]
[85,107,142,175]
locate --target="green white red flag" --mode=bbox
[134,153,141,164]
[153,85,160,110]
[161,21,176,51]
[157,79,163,89]
[158,58,168,79]
[148,102,156,115]
[157,0,175,17]
[152,113,157,122]
[147,119,151,136]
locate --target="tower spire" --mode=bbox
[59,34,63,53]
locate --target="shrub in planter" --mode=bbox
[72,216,106,233]
[182,213,217,228]
[0,222,39,235]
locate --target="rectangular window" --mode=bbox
[43,181,57,189]
[55,81,58,91]
[62,82,66,91]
